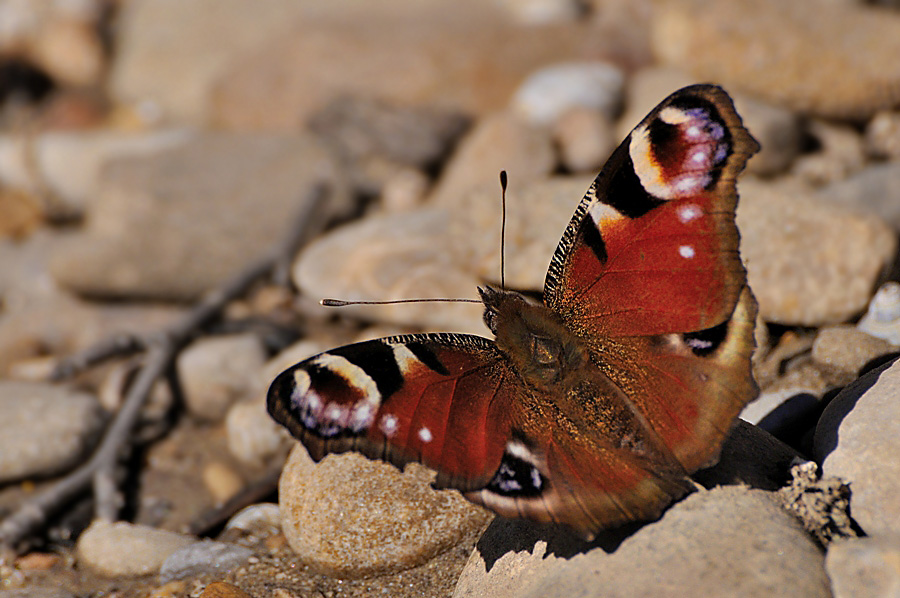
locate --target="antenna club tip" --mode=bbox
[321,298,344,307]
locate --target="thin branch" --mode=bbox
[0,184,328,553]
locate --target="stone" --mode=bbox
[815,358,900,536]
[651,0,900,119]
[198,582,254,598]
[211,2,618,128]
[158,540,253,582]
[177,333,268,421]
[826,535,900,598]
[792,120,866,186]
[429,111,555,206]
[736,177,897,326]
[307,96,469,195]
[76,520,197,578]
[30,17,105,87]
[615,66,802,176]
[224,503,281,536]
[510,61,625,126]
[811,325,896,375]
[109,0,308,123]
[819,163,900,232]
[49,132,348,301]
[858,282,900,345]
[0,130,189,216]
[225,396,290,468]
[202,461,244,505]
[865,111,900,160]
[454,487,829,598]
[0,381,104,482]
[278,444,492,578]
[553,107,616,174]
[495,0,586,24]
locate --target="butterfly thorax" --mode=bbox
[479,286,590,392]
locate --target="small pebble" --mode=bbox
[198,581,254,598]
[177,333,268,421]
[0,381,104,483]
[225,396,290,467]
[76,520,197,578]
[858,282,900,345]
[553,106,615,173]
[202,461,245,505]
[158,540,253,582]
[511,61,624,126]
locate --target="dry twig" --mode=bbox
[0,184,328,554]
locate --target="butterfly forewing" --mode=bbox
[544,85,759,338]
[267,333,519,491]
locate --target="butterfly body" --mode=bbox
[268,85,760,537]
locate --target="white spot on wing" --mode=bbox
[380,413,399,437]
[311,352,382,432]
[506,440,540,466]
[678,204,702,223]
[390,343,421,373]
[418,427,433,443]
[679,245,696,259]
[589,201,625,228]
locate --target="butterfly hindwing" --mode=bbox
[267,333,519,491]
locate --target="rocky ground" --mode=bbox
[1,0,900,597]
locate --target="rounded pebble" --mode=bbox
[279,444,492,578]
[225,396,290,467]
[511,61,625,126]
[76,520,197,578]
[0,381,104,483]
[177,333,268,421]
[815,358,900,536]
[158,540,253,582]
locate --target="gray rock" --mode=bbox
[76,520,197,577]
[651,0,900,119]
[49,132,348,301]
[858,282,900,345]
[454,487,829,598]
[826,535,900,598]
[0,130,188,215]
[158,539,253,582]
[225,396,290,467]
[177,333,268,421]
[278,444,492,578]
[510,61,624,125]
[815,358,900,536]
[737,177,897,326]
[811,325,896,374]
[0,382,104,482]
[819,162,900,232]
[109,0,308,123]
[429,111,555,206]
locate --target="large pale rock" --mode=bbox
[651,0,900,119]
[815,358,900,537]
[737,178,897,326]
[278,444,492,578]
[455,487,829,598]
[50,132,348,301]
[76,520,196,578]
[0,382,104,482]
[826,535,900,598]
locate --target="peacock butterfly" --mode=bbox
[267,84,760,538]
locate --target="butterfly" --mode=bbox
[267,84,760,538]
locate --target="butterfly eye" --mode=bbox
[530,337,558,366]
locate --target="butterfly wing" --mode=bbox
[542,84,759,474]
[267,333,521,491]
[544,84,759,337]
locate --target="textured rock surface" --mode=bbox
[76,520,196,578]
[455,487,829,598]
[50,132,348,301]
[826,535,900,598]
[278,444,492,578]
[737,178,897,326]
[651,0,900,119]
[0,382,104,482]
[815,358,900,536]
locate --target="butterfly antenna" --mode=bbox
[321,298,480,307]
[499,170,508,290]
